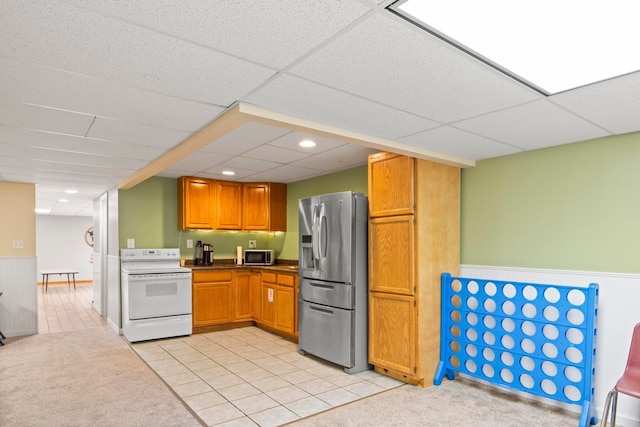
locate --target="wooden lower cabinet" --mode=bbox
[368,291,416,379]
[192,270,233,326]
[367,152,460,387]
[274,274,295,335]
[192,268,298,338]
[250,271,261,319]
[258,272,277,328]
[234,271,252,320]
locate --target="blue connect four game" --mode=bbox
[435,273,599,427]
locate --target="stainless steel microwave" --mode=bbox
[244,249,274,265]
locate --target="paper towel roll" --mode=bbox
[236,246,243,265]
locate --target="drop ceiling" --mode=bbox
[1,0,638,216]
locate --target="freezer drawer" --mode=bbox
[300,278,354,310]
[298,300,353,368]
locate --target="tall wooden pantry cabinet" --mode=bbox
[368,151,460,387]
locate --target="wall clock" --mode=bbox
[85,227,94,247]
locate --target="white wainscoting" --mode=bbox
[460,265,640,427]
[106,254,120,335]
[0,256,38,337]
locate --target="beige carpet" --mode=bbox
[0,326,202,427]
[1,325,584,427]
[288,376,581,427]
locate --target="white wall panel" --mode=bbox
[460,264,640,427]
[0,257,37,337]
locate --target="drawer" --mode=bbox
[193,270,232,282]
[261,271,277,284]
[277,274,295,287]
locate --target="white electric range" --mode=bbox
[120,248,192,342]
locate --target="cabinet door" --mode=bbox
[242,183,287,231]
[178,177,215,230]
[193,286,233,327]
[369,215,415,295]
[250,271,261,320]
[369,291,416,378]
[217,181,242,230]
[234,271,252,320]
[275,273,295,334]
[368,152,415,217]
[261,284,275,327]
[261,272,276,326]
[243,183,270,230]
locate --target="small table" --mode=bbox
[41,270,79,292]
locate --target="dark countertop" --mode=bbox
[188,263,298,274]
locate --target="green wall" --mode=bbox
[119,165,368,262]
[461,131,640,273]
[280,165,368,259]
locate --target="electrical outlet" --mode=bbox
[249,240,256,248]
[127,238,135,249]
[12,240,24,249]
[186,239,193,249]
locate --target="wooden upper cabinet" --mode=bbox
[216,181,243,230]
[178,177,216,230]
[242,183,287,231]
[178,177,286,231]
[368,152,415,218]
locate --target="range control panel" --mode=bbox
[121,248,181,261]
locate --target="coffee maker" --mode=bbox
[202,243,213,266]
[194,241,214,266]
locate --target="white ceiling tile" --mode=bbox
[0,99,94,136]
[201,122,292,155]
[267,131,347,153]
[552,71,640,135]
[399,126,522,161]
[243,144,312,163]
[87,118,189,149]
[0,56,224,132]
[200,166,261,180]
[290,144,376,171]
[0,142,147,170]
[244,74,440,139]
[65,0,372,69]
[0,126,165,160]
[236,164,323,183]
[455,100,612,150]
[166,152,233,173]
[288,13,541,123]
[0,0,276,106]
[220,156,282,172]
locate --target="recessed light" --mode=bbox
[299,139,316,148]
[35,208,51,214]
[58,199,69,203]
[65,189,78,194]
[222,170,236,176]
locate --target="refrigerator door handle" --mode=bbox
[309,281,334,290]
[319,202,327,261]
[309,305,334,315]
[312,205,319,269]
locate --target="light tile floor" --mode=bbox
[36,282,403,426]
[38,282,104,333]
[132,327,404,427]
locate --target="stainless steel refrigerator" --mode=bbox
[298,191,370,373]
